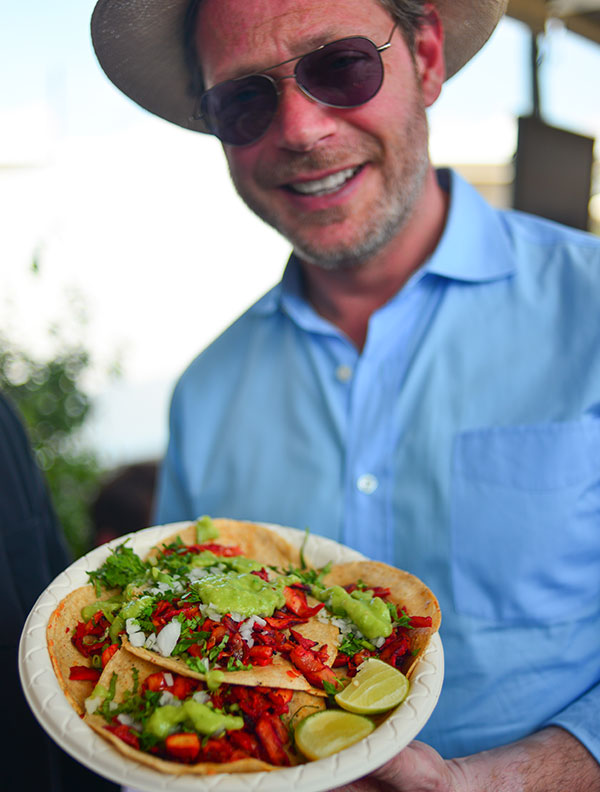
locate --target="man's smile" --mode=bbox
[285,165,363,196]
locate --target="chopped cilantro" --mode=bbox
[322,679,344,697]
[208,635,229,662]
[226,657,252,672]
[338,632,375,656]
[185,656,209,674]
[285,560,332,588]
[393,607,413,629]
[172,629,209,656]
[87,543,147,596]
[98,672,119,720]
[299,527,310,569]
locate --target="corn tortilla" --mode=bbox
[84,649,325,774]
[321,560,441,677]
[46,584,118,714]
[147,518,301,569]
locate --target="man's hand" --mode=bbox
[334,739,456,792]
[332,727,600,792]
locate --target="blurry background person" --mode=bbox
[0,391,118,790]
[91,461,157,546]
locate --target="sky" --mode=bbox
[1,0,599,465]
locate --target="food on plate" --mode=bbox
[294,709,375,760]
[84,651,325,773]
[319,560,441,679]
[334,658,410,715]
[46,516,441,772]
[47,583,122,713]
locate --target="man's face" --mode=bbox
[196,0,438,269]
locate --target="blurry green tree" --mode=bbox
[1,260,116,558]
[0,336,103,558]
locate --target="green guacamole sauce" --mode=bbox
[193,571,286,617]
[195,515,220,542]
[324,585,392,640]
[105,595,153,643]
[146,700,244,739]
[189,551,261,573]
[81,598,122,624]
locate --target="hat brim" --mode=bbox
[91,0,508,135]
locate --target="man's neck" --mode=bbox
[300,167,449,350]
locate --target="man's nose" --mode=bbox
[273,81,337,152]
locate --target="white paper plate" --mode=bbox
[19,521,444,792]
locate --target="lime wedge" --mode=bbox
[334,657,409,714]
[294,710,375,760]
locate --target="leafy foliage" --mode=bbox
[0,330,104,557]
[0,257,118,559]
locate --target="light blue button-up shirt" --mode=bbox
[156,169,600,761]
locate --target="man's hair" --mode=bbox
[184,0,427,98]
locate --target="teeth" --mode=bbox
[290,167,357,196]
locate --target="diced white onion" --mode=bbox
[159,691,181,707]
[144,633,158,650]
[128,631,146,647]
[192,691,210,704]
[238,614,267,647]
[205,603,222,621]
[164,673,174,687]
[84,696,101,715]
[125,618,141,636]
[156,619,181,657]
[117,713,136,727]
[188,567,210,580]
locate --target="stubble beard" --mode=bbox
[227,93,431,272]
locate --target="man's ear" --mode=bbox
[413,4,445,107]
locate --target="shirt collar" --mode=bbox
[252,167,516,318]
[424,168,516,282]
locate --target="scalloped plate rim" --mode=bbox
[19,520,444,792]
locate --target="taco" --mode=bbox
[84,649,325,773]
[147,516,301,569]
[47,518,338,710]
[47,584,121,714]
[317,561,441,679]
[48,519,440,729]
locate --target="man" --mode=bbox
[91,0,600,789]
[0,393,118,790]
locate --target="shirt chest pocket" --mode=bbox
[450,419,600,624]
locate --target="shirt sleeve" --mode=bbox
[544,679,600,764]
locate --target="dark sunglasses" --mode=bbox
[194,25,397,146]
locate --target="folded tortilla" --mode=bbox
[46,584,118,714]
[321,560,441,677]
[121,611,337,696]
[147,518,301,569]
[84,648,325,774]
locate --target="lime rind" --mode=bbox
[294,710,375,760]
[334,658,410,714]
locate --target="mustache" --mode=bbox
[258,145,380,186]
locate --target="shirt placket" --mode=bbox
[340,275,443,562]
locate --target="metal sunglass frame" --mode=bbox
[192,24,397,137]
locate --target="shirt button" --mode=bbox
[335,364,353,383]
[356,474,379,494]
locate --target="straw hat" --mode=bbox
[91,0,508,133]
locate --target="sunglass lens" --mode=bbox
[296,37,384,108]
[201,76,278,146]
